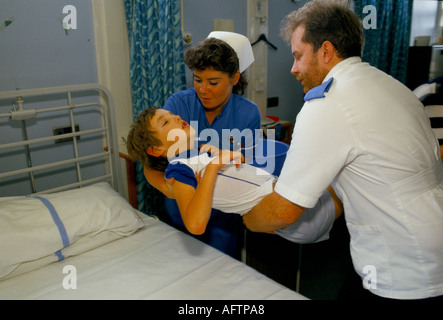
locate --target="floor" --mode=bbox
[245,215,352,300]
[297,215,352,300]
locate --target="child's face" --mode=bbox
[149,109,195,158]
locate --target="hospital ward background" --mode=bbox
[1,0,442,300]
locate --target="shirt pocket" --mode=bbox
[346,223,392,290]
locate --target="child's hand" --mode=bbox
[232,151,244,168]
[201,144,244,168]
[210,149,243,169]
[200,144,220,156]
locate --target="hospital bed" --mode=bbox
[0,84,306,300]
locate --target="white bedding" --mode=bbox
[0,213,306,300]
[0,182,145,280]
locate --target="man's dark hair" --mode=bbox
[280,0,364,59]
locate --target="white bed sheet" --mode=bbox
[0,213,306,300]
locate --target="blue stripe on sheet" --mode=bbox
[32,196,70,261]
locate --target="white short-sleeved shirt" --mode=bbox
[275,57,443,299]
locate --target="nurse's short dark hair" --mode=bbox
[280,0,364,59]
[184,37,248,95]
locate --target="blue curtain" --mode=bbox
[354,0,413,83]
[124,0,186,215]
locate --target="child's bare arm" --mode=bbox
[172,163,219,235]
[172,149,243,235]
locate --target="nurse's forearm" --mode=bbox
[243,191,305,233]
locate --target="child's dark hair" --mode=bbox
[126,106,169,171]
[184,37,248,95]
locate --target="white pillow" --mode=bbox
[0,182,145,280]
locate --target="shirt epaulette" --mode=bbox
[304,77,334,102]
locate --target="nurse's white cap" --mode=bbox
[207,31,255,73]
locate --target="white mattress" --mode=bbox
[0,214,306,300]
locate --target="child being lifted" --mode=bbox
[126,106,343,243]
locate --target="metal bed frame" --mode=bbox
[0,84,123,196]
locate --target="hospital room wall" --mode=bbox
[0,0,97,90]
[0,0,132,198]
[0,0,106,196]
[91,0,133,201]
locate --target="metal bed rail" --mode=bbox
[0,84,123,196]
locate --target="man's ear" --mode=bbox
[146,146,165,157]
[321,41,335,64]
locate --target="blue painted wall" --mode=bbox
[0,0,97,91]
[0,0,101,196]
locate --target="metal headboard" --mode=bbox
[0,84,123,196]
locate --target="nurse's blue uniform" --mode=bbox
[163,88,261,258]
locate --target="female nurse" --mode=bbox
[144,32,261,258]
